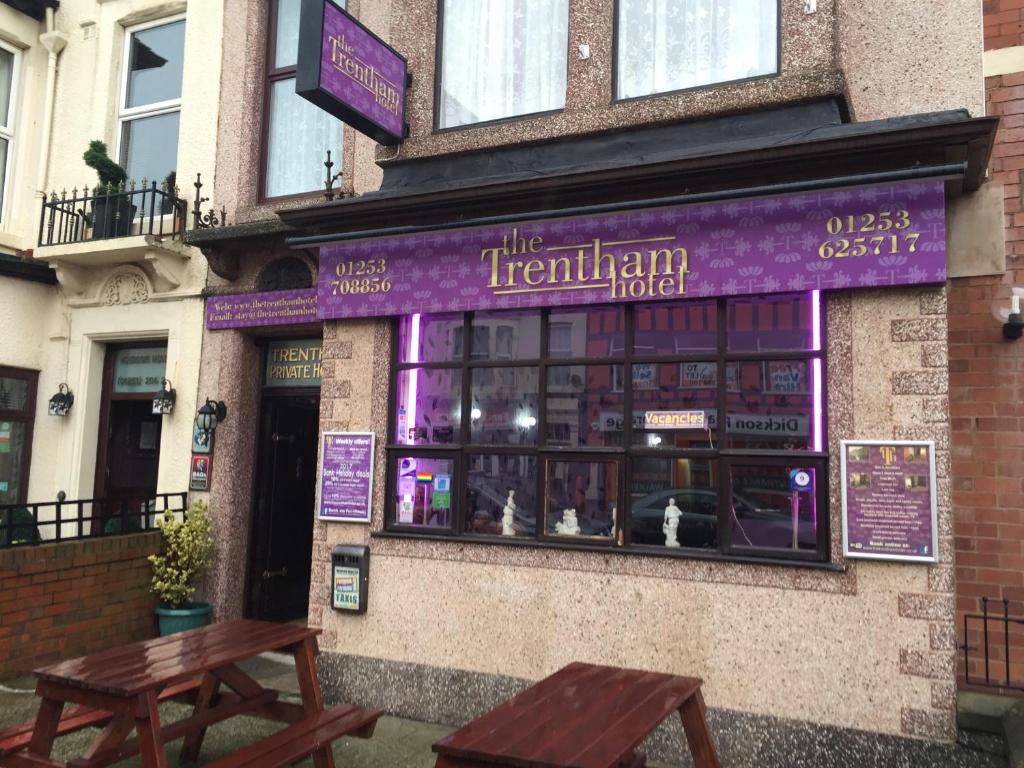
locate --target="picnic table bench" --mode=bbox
[432,662,720,768]
[0,619,381,768]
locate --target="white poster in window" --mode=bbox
[766,361,806,393]
[681,362,716,388]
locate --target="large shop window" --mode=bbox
[386,293,830,563]
[437,0,570,129]
[0,366,38,506]
[0,41,18,224]
[263,0,345,199]
[119,17,185,187]
[616,0,779,100]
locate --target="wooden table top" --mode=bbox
[432,662,705,768]
[34,619,319,697]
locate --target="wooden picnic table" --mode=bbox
[0,618,381,768]
[432,662,720,768]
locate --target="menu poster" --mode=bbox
[841,440,938,563]
[318,431,375,523]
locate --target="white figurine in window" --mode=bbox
[663,497,682,548]
[502,490,516,536]
[555,507,581,536]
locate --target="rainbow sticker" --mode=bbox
[416,471,433,483]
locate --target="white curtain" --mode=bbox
[617,0,777,99]
[439,0,569,129]
[0,48,13,128]
[265,78,344,198]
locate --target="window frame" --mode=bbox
[0,365,39,506]
[259,0,344,203]
[115,14,186,182]
[0,40,20,226]
[383,298,830,564]
[610,0,783,105]
[432,0,571,133]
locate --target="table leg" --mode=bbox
[27,697,64,757]
[678,690,721,768]
[293,635,336,768]
[132,691,168,768]
[179,672,221,763]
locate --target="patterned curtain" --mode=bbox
[439,0,569,129]
[617,0,778,99]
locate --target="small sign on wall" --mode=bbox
[189,454,211,491]
[318,431,375,522]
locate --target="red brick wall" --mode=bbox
[0,534,159,679]
[950,13,1024,688]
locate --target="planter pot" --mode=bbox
[91,195,138,239]
[155,602,211,636]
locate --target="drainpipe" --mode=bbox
[36,8,69,194]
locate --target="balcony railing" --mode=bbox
[38,181,187,247]
[0,492,188,547]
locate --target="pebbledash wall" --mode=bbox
[951,0,1024,692]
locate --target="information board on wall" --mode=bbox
[318,431,375,522]
[841,440,938,563]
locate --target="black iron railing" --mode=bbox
[0,492,188,548]
[963,597,1024,691]
[38,182,187,247]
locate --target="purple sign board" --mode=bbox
[841,440,938,563]
[206,289,318,330]
[297,0,408,145]
[317,180,947,320]
[318,431,375,522]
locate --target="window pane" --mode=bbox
[121,111,180,185]
[439,0,569,128]
[0,420,27,505]
[394,455,455,528]
[125,21,185,108]
[466,454,536,536]
[632,362,715,449]
[634,300,717,354]
[470,311,540,360]
[729,463,820,551]
[546,365,624,448]
[0,137,7,221]
[728,293,817,352]
[395,368,461,445]
[545,459,617,540]
[628,457,718,549]
[548,306,625,358]
[726,360,815,450]
[0,48,12,128]
[616,0,778,99]
[0,377,28,411]
[398,313,463,363]
[470,367,539,445]
[265,77,343,198]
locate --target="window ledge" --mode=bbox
[370,529,846,572]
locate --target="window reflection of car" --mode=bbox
[629,489,723,548]
[467,478,535,535]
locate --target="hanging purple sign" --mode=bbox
[317,180,947,320]
[318,432,375,522]
[206,289,318,330]
[841,440,938,563]
[297,0,409,145]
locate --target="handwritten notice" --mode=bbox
[318,432,374,523]
[841,440,937,563]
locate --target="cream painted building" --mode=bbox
[0,0,221,535]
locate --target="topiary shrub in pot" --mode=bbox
[83,140,136,239]
[149,499,215,635]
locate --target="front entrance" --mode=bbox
[247,394,320,621]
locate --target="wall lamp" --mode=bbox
[195,398,228,437]
[47,384,74,417]
[1004,295,1023,341]
[152,379,176,415]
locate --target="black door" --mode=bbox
[247,396,319,621]
[98,400,162,531]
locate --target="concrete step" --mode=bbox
[958,690,1024,768]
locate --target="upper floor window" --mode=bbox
[119,17,185,187]
[0,42,18,224]
[263,0,345,200]
[616,0,779,100]
[437,0,570,129]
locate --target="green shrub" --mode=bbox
[0,507,40,547]
[83,140,128,190]
[148,500,215,609]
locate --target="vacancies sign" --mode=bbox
[297,0,409,145]
[317,180,947,320]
